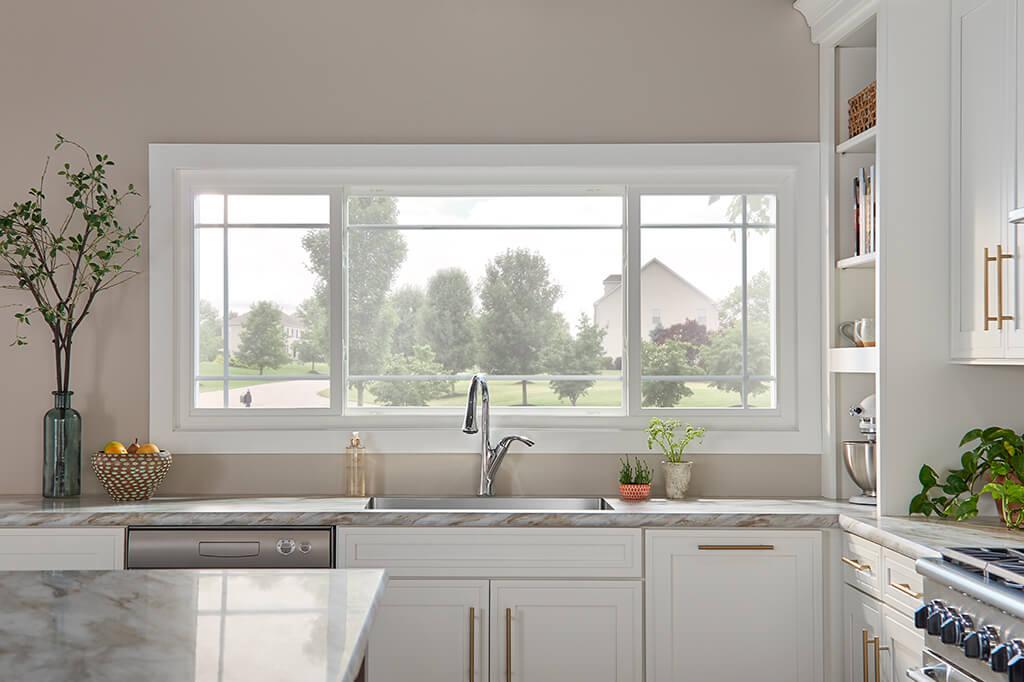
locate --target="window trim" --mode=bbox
[150,143,821,454]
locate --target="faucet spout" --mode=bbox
[462,375,534,496]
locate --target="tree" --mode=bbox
[295,296,328,372]
[235,301,290,375]
[641,339,701,407]
[301,197,405,404]
[716,270,771,327]
[423,268,477,373]
[198,299,223,362]
[649,319,709,364]
[478,249,563,405]
[388,286,426,358]
[548,314,607,406]
[701,269,773,400]
[371,346,449,407]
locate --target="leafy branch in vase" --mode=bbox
[0,134,145,393]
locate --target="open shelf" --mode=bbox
[837,127,876,155]
[829,347,878,374]
[836,252,877,270]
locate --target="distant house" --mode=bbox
[593,258,720,361]
[228,309,307,357]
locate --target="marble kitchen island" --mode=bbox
[0,567,386,682]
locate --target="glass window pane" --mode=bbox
[196,228,225,388]
[640,225,743,408]
[348,195,623,227]
[746,194,777,225]
[747,227,776,408]
[640,195,743,225]
[197,194,224,224]
[346,223,622,408]
[227,195,330,224]
[195,380,224,407]
[212,227,329,409]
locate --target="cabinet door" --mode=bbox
[1007,0,1024,355]
[951,0,1015,358]
[843,584,883,682]
[490,580,642,682]
[367,579,488,682]
[645,530,822,682]
[880,604,924,682]
[0,528,124,570]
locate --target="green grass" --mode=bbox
[197,359,329,392]
[317,375,772,409]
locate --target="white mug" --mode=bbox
[840,318,876,347]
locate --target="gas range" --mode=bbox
[914,547,1024,681]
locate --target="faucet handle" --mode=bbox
[497,435,534,451]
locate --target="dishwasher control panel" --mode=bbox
[126,527,334,569]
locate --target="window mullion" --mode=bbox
[332,188,346,415]
[625,188,642,415]
[740,195,749,409]
[220,196,229,410]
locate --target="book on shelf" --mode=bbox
[852,164,877,256]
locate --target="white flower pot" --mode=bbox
[663,461,693,500]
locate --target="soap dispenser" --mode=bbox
[345,432,367,497]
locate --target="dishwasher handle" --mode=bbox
[198,541,260,558]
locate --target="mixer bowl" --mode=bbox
[842,441,877,504]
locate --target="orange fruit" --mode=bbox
[103,441,128,455]
[136,443,160,454]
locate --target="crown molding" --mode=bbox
[794,0,879,45]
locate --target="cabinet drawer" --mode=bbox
[0,528,125,570]
[336,528,642,578]
[881,549,923,616]
[841,532,883,598]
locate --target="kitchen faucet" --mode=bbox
[462,375,534,496]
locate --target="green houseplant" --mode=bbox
[618,456,653,501]
[910,426,1024,529]
[0,135,144,497]
[646,417,704,499]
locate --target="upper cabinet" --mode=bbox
[951,0,1024,361]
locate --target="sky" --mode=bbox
[195,194,776,332]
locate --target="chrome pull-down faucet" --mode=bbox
[462,375,534,496]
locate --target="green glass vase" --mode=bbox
[43,391,81,498]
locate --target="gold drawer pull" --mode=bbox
[842,556,872,572]
[468,606,475,682]
[889,581,922,600]
[697,544,774,551]
[505,607,512,682]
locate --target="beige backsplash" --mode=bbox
[82,452,821,498]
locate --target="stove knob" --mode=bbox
[927,607,947,636]
[940,615,964,645]
[964,630,991,660]
[993,643,1014,673]
[1009,654,1024,682]
[914,604,930,629]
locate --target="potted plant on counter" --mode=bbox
[0,135,144,498]
[646,417,704,500]
[910,426,1024,529]
[618,457,652,501]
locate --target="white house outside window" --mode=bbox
[149,144,820,454]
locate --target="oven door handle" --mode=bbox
[906,664,946,681]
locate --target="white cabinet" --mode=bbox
[951,0,1020,360]
[843,582,883,682]
[490,580,642,682]
[367,580,488,682]
[645,530,823,682]
[880,605,924,682]
[0,528,124,570]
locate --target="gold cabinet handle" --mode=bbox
[861,629,870,682]
[986,246,994,330]
[505,607,512,682]
[842,556,872,572]
[998,244,1015,329]
[698,544,775,551]
[889,581,923,600]
[468,606,475,682]
[873,635,889,682]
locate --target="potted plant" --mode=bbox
[646,417,705,500]
[618,456,652,501]
[0,135,144,497]
[910,426,1024,528]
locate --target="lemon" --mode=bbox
[103,441,128,455]
[136,443,161,454]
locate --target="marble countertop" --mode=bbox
[0,494,1021,560]
[0,567,387,682]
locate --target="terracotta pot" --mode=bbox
[619,483,651,501]
[663,461,693,500]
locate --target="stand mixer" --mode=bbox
[842,394,877,505]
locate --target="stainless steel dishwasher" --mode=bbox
[125,527,334,569]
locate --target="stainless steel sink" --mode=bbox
[364,496,615,511]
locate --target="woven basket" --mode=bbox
[91,451,172,502]
[848,80,877,138]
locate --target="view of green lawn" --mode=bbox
[197,359,329,392]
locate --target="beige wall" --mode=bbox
[0,0,818,496]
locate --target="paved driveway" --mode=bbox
[197,379,330,409]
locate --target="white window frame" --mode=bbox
[150,143,821,454]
